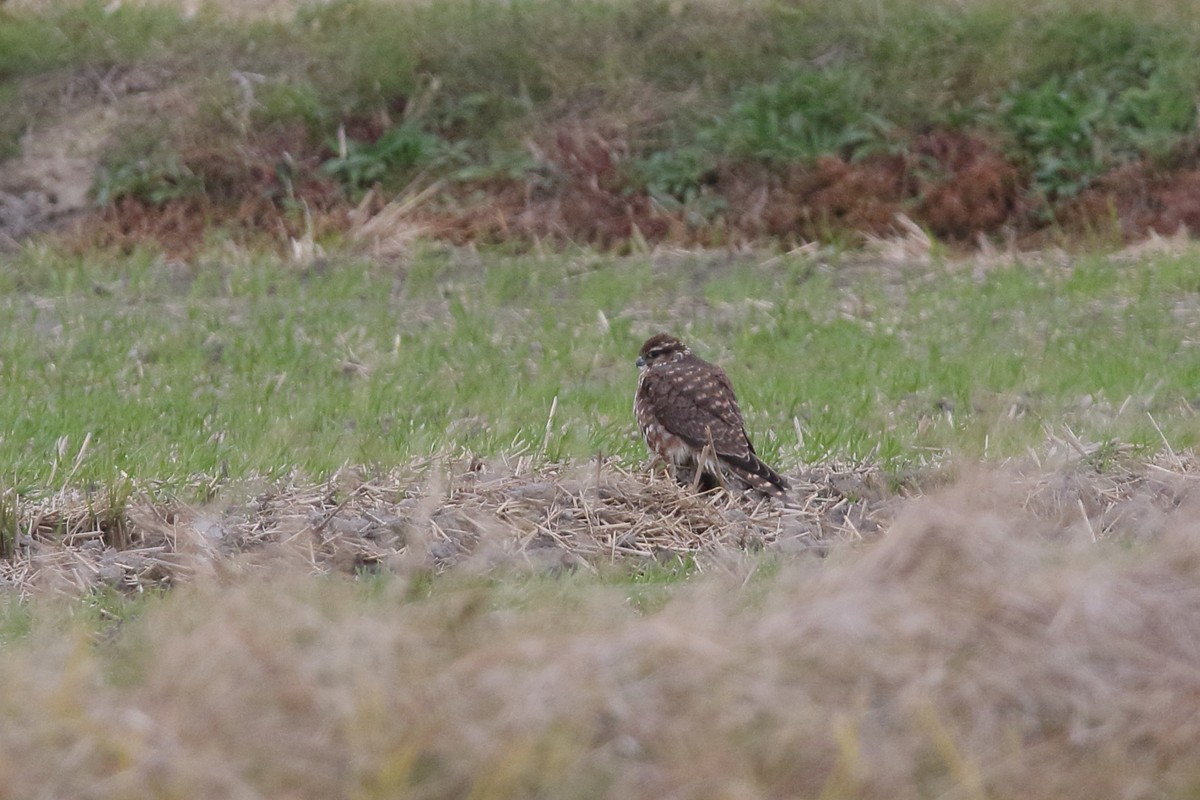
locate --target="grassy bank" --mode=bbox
[6,0,1200,247]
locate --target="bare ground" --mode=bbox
[0,65,192,246]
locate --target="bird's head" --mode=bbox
[636,333,690,369]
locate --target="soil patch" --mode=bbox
[0,66,187,247]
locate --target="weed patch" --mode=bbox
[713,64,895,164]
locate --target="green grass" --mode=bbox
[3,243,1200,492]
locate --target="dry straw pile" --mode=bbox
[2,445,1198,595]
[1,457,893,595]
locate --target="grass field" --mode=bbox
[4,241,1200,490]
[2,238,1200,796]
[7,2,1200,798]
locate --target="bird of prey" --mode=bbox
[634,333,788,496]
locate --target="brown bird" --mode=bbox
[634,333,788,496]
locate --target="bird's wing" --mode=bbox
[641,360,754,461]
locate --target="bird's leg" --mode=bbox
[689,455,706,492]
[694,426,724,493]
[650,454,675,483]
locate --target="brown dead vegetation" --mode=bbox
[912,130,1027,237]
[6,95,1198,257]
[81,127,1174,257]
[418,125,677,249]
[75,127,347,257]
[9,95,1199,258]
[1064,160,1200,240]
[383,129,1030,251]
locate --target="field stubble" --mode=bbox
[0,442,1196,597]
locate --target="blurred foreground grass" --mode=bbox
[3,481,1200,798]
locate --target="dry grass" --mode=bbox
[0,456,894,596]
[3,455,1200,797]
[3,447,1199,597]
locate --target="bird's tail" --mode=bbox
[722,453,789,497]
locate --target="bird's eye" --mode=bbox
[648,348,663,359]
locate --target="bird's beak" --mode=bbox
[635,356,646,368]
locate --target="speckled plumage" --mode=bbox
[634,333,788,496]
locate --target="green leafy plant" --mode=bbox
[630,146,727,225]
[1111,67,1198,160]
[997,62,1198,203]
[997,76,1109,202]
[633,146,714,203]
[321,123,467,192]
[447,150,540,183]
[712,65,894,163]
[92,156,205,207]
